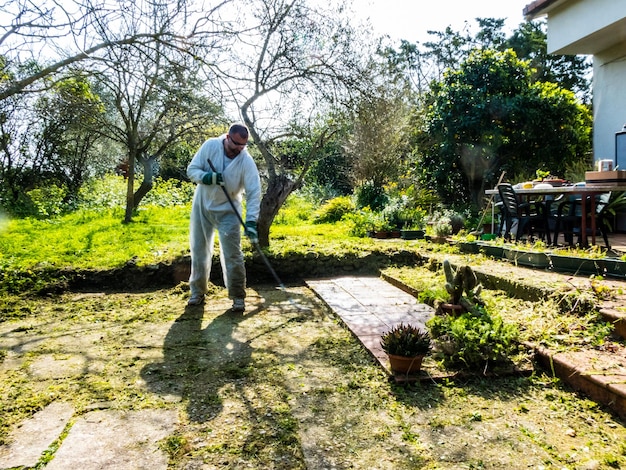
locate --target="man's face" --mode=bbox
[225,133,248,158]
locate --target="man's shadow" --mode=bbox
[141,301,260,423]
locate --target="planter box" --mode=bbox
[400,229,425,240]
[505,248,551,269]
[477,241,504,259]
[548,254,603,276]
[457,241,479,254]
[601,258,626,279]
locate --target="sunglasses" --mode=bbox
[229,135,247,147]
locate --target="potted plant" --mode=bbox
[380,323,431,374]
[431,216,452,243]
[368,212,394,238]
[397,207,426,240]
[481,213,496,237]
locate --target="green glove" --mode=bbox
[202,171,224,185]
[245,221,258,244]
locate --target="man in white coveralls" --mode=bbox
[186,123,261,311]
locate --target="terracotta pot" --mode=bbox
[387,353,425,374]
[372,230,390,239]
[440,303,463,315]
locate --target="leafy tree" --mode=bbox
[0,59,54,214]
[305,139,353,198]
[392,18,590,101]
[420,49,591,207]
[505,20,591,102]
[346,87,413,191]
[33,72,107,204]
[271,134,351,199]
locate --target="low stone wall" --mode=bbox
[57,249,428,292]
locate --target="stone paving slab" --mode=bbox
[0,401,75,468]
[306,276,436,373]
[0,406,177,470]
[45,409,178,470]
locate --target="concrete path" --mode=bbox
[306,276,435,375]
[0,405,177,469]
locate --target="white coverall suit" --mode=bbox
[187,134,261,300]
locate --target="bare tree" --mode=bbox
[214,0,369,246]
[65,0,233,222]
[92,46,224,222]
[0,0,231,101]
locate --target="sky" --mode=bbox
[356,0,533,44]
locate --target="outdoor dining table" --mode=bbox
[485,184,626,247]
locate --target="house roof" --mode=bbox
[523,0,570,19]
[523,0,626,54]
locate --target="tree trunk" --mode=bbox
[123,154,135,223]
[257,174,299,247]
[133,155,156,209]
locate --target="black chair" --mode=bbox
[553,192,614,248]
[488,193,506,236]
[497,183,551,244]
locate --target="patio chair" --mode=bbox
[497,183,552,244]
[553,192,613,248]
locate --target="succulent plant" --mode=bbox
[380,323,431,357]
[443,259,483,310]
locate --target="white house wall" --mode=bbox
[537,0,626,164]
[593,43,626,163]
[546,0,626,55]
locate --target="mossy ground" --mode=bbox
[2,272,626,468]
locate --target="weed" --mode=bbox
[160,434,191,459]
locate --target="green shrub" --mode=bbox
[344,209,376,238]
[427,307,519,371]
[27,184,68,218]
[355,180,388,211]
[313,196,355,224]
[141,177,195,207]
[78,174,127,209]
[78,175,194,210]
[274,194,315,225]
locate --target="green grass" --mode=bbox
[0,206,191,270]
[0,200,418,272]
